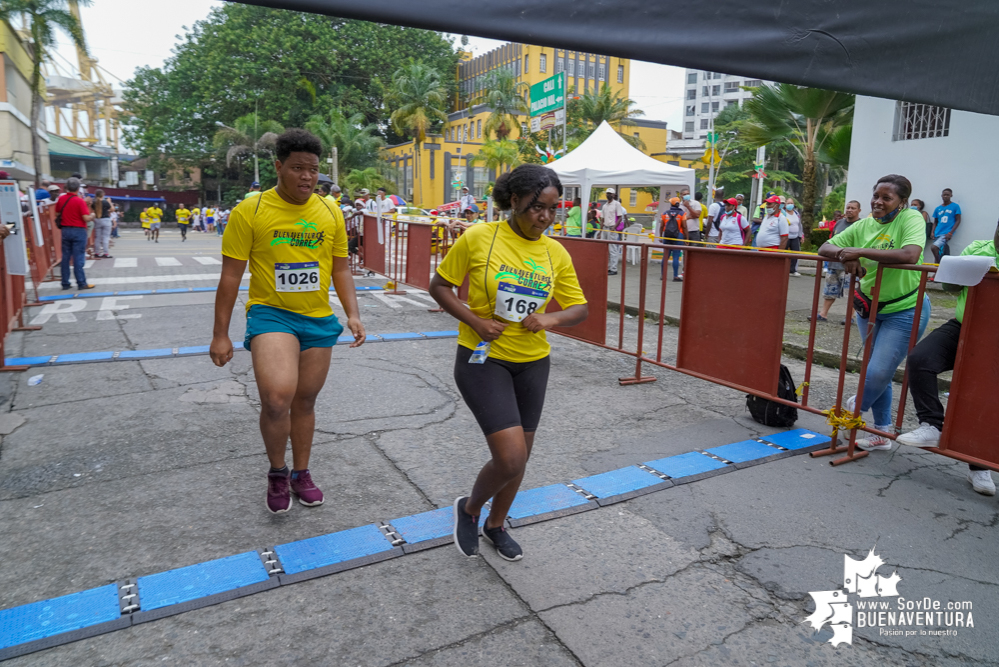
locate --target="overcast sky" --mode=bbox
[53,0,685,130]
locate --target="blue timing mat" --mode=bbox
[644,451,729,478]
[761,428,831,450]
[137,552,270,612]
[704,440,782,464]
[274,524,395,575]
[0,585,120,649]
[573,466,664,498]
[506,484,590,520]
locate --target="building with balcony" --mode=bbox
[681,70,765,140]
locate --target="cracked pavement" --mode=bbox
[0,231,995,666]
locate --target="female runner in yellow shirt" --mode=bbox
[430,164,589,561]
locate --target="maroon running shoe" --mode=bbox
[290,469,325,507]
[266,469,292,514]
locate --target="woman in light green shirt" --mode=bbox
[817,174,931,450]
[564,198,582,237]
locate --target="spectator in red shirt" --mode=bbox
[56,177,95,290]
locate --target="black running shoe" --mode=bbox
[482,524,523,562]
[453,496,479,557]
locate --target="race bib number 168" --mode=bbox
[494,282,548,323]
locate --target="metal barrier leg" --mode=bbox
[811,273,868,462]
[620,245,656,386]
[892,272,928,434]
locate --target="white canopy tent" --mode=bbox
[547,121,696,232]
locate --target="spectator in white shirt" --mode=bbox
[459,186,476,213]
[679,188,703,243]
[785,196,804,275]
[601,188,627,275]
[754,196,789,249]
[705,190,726,243]
[717,198,750,247]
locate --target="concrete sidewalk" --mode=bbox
[0,230,995,666]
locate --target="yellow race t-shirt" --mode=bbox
[147,207,162,223]
[192,207,201,217]
[436,220,587,363]
[176,208,191,224]
[222,189,348,318]
[140,212,150,229]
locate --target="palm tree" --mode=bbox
[305,109,384,181]
[212,112,283,185]
[470,139,521,176]
[343,167,392,196]
[387,61,448,205]
[0,0,89,187]
[483,69,528,140]
[570,84,645,148]
[742,83,854,234]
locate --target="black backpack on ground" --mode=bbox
[746,364,798,427]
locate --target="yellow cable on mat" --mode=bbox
[822,408,866,433]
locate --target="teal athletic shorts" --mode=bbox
[244,304,344,351]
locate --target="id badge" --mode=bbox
[274,261,320,292]
[494,281,548,323]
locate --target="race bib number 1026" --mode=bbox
[494,282,548,323]
[274,262,320,292]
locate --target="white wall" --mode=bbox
[847,96,999,254]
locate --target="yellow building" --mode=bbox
[0,20,52,182]
[382,42,701,214]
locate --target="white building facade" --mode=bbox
[846,96,995,255]
[682,70,763,139]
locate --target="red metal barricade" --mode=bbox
[676,248,789,395]
[936,273,999,467]
[547,236,608,346]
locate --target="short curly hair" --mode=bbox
[492,164,563,213]
[275,128,322,162]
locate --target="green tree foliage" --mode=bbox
[212,112,283,184]
[821,182,847,220]
[342,167,393,196]
[305,109,384,179]
[742,83,854,233]
[387,61,448,205]
[0,0,89,186]
[471,139,521,174]
[568,84,645,149]
[711,105,799,204]
[122,4,457,161]
[483,69,528,140]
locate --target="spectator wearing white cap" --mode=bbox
[601,188,627,275]
[459,186,475,213]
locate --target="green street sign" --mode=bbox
[530,74,565,117]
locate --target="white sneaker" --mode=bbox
[791,272,803,277]
[897,423,941,448]
[968,470,996,496]
[856,434,893,451]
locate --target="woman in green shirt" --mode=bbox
[565,198,583,237]
[818,174,931,450]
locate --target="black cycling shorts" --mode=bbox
[453,346,551,436]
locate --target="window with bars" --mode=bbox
[686,105,695,117]
[477,119,482,138]
[711,85,721,96]
[556,58,564,74]
[892,102,951,141]
[701,102,709,113]
[524,55,529,73]
[687,72,697,84]
[629,190,637,207]
[724,81,739,93]
[568,58,575,77]
[588,61,596,79]
[598,63,605,80]
[726,100,738,107]
[744,79,762,87]
[702,86,709,97]
[700,119,709,129]
[685,121,695,133]
[712,101,719,112]
[540,53,547,73]
[617,65,624,83]
[713,72,723,79]
[687,89,696,100]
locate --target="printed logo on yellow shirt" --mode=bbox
[271,218,325,248]
[495,258,552,290]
